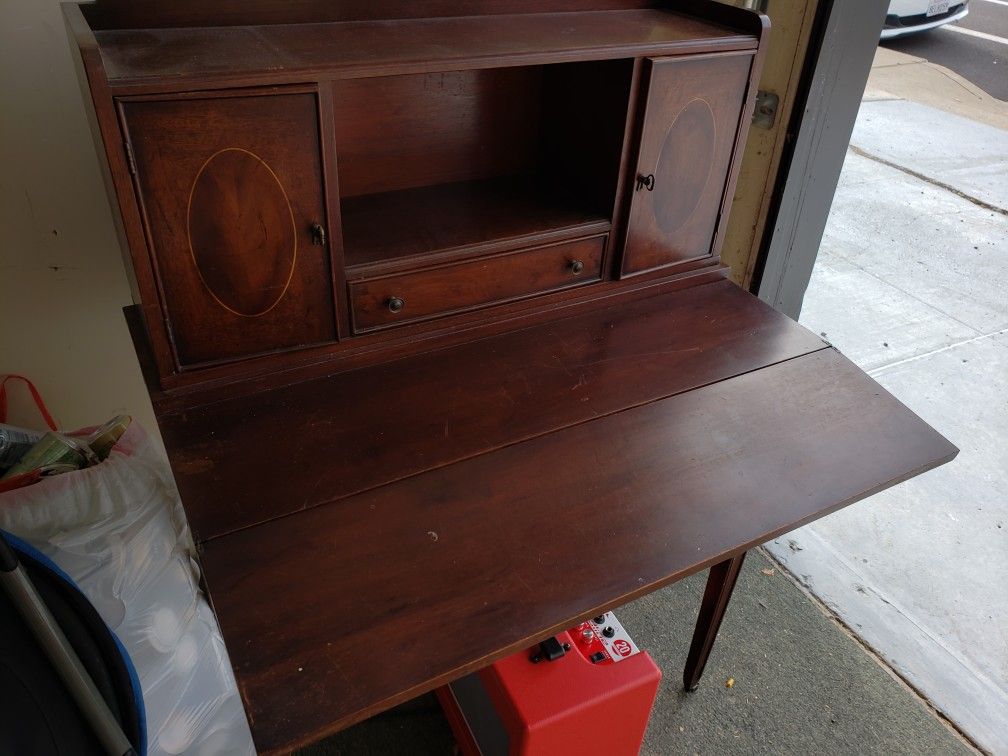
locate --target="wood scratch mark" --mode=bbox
[514,572,533,594]
[497,383,514,403]
[567,346,703,370]
[301,471,328,510]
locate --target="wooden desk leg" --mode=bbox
[683,551,746,691]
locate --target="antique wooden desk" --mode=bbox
[67,1,957,752]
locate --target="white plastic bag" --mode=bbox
[0,421,255,756]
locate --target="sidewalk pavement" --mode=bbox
[866,47,1008,131]
[767,51,1008,754]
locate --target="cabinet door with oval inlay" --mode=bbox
[620,54,752,276]
[120,91,336,367]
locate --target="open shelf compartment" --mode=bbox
[335,59,634,276]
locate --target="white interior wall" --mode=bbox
[1,0,163,456]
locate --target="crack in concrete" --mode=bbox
[847,143,1008,217]
[868,328,1008,377]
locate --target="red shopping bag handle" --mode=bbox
[0,469,45,494]
[0,375,57,431]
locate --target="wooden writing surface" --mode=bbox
[200,343,956,753]
[159,282,826,540]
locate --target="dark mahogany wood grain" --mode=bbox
[334,67,543,198]
[315,80,351,340]
[349,235,606,333]
[136,266,730,410]
[187,149,298,316]
[69,0,767,390]
[93,11,757,90]
[335,59,631,274]
[159,281,826,541]
[119,91,337,367]
[81,0,653,29]
[199,347,958,753]
[341,178,611,276]
[539,58,637,261]
[621,52,752,275]
[683,552,746,691]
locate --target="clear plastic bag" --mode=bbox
[0,421,255,755]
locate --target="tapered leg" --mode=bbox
[683,551,746,691]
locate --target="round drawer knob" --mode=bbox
[387,296,405,313]
[569,260,585,275]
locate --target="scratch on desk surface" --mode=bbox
[498,383,519,406]
[301,470,329,511]
[514,571,533,594]
[322,657,364,709]
[577,346,704,369]
[442,392,459,440]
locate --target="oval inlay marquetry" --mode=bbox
[187,148,297,317]
[653,99,716,236]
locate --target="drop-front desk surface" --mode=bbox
[138,280,957,754]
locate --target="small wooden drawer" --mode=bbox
[349,235,606,332]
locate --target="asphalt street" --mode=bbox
[882,0,1008,100]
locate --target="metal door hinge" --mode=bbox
[752,90,779,130]
[123,140,138,176]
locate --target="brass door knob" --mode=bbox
[387,297,405,313]
[569,260,585,275]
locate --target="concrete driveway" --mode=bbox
[766,52,1008,754]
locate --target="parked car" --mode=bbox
[882,0,969,38]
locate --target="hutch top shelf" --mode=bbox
[92,10,758,88]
